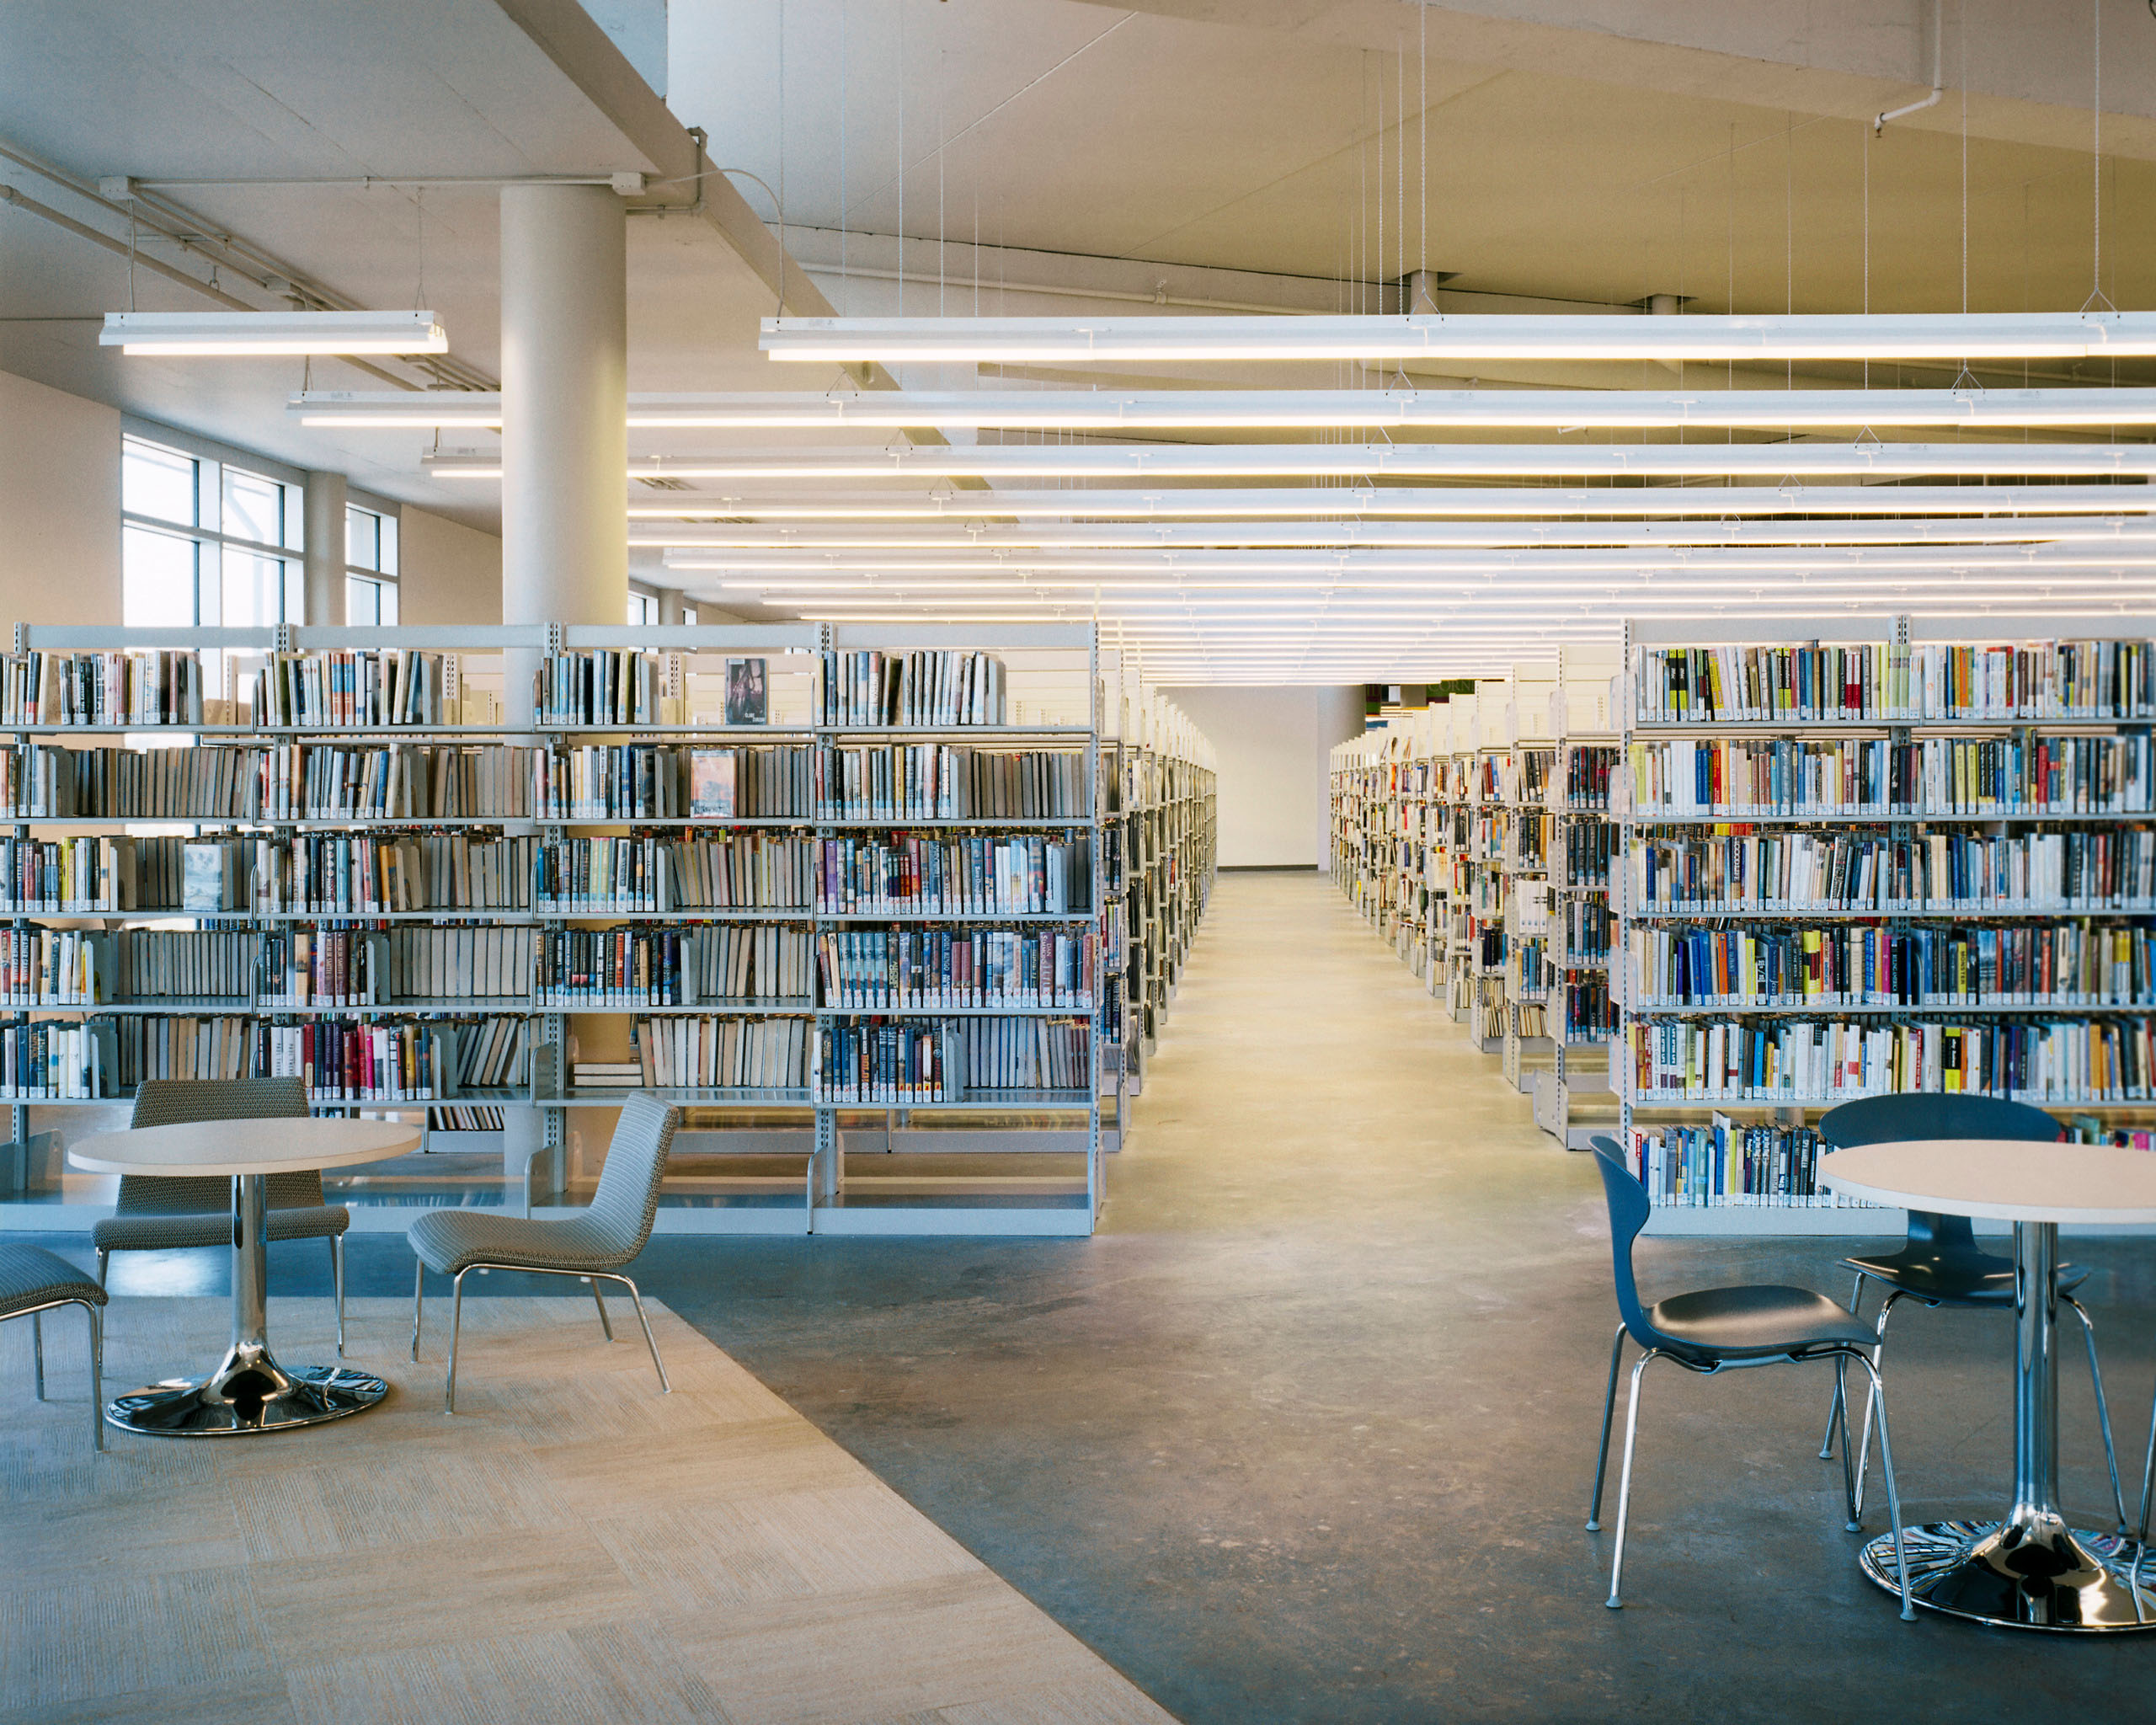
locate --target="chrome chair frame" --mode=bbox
[14,1295,104,1452]
[1585,1139,1913,1619]
[410,1259,670,1414]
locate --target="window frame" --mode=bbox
[344,497,402,626]
[121,421,307,628]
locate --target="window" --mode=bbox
[345,504,399,626]
[122,434,302,627]
[627,588,659,626]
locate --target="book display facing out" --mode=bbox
[0,622,1216,1239]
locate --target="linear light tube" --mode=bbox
[309,385,2156,430]
[760,311,2156,366]
[626,483,2156,521]
[636,515,2156,553]
[424,444,2156,483]
[108,310,448,356]
[659,547,2156,575]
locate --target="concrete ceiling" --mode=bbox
[3,0,2153,661]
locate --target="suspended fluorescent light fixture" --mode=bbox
[311,385,2156,431]
[106,310,448,356]
[290,388,499,426]
[628,483,2156,521]
[760,311,2156,366]
[635,515,2155,553]
[411,444,2156,483]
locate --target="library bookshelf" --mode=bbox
[0,620,1215,1239]
[1614,613,2156,1235]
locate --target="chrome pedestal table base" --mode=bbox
[1856,1220,2156,1631]
[106,1172,387,1438]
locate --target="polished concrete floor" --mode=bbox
[13,872,2156,1722]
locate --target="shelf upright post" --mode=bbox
[3,622,24,1194]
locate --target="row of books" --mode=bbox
[1625,1121,1836,1207]
[818,833,1092,916]
[817,649,1007,728]
[1559,820,1614,889]
[814,1014,1091,1103]
[428,1106,506,1133]
[696,924,813,1001]
[95,1012,528,1097]
[528,834,819,912]
[0,928,102,1004]
[1557,898,1614,962]
[1562,974,1620,1038]
[1627,828,2156,915]
[814,928,1097,1010]
[250,649,457,729]
[0,650,205,728]
[384,927,535,1001]
[1622,734,2155,818]
[535,927,696,1007]
[627,1016,809,1091]
[1624,1013,2156,1103]
[1633,638,2156,724]
[815,745,1091,821]
[258,743,529,821]
[533,649,678,729]
[1625,922,2156,1010]
[1561,745,1619,809]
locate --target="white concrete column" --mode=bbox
[302,470,348,626]
[499,181,627,718]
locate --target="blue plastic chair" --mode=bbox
[1815,1094,2127,1533]
[1586,1139,1913,1617]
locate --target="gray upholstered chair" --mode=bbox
[2,1242,107,1450]
[95,1078,351,1354]
[408,1094,678,1413]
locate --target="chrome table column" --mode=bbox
[106,1172,386,1437]
[70,1116,415,1439]
[1857,1220,2153,1630]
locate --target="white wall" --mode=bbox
[1160,686,1366,868]
[0,370,121,627]
[399,506,503,625]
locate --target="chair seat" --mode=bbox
[1646,1284,1880,1360]
[0,1243,107,1316]
[1843,1247,2089,1306]
[93,1205,350,1252]
[408,1207,632,1278]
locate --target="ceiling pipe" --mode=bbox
[1876,0,1945,132]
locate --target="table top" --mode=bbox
[67,1117,421,1178]
[1819,1140,2156,1225]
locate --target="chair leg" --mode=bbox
[31,1311,44,1400]
[1587,1322,1626,1530]
[94,1249,108,1290]
[1850,1290,1906,1523]
[1821,1268,1866,1460]
[587,1276,615,1342]
[2141,1360,2156,1542]
[614,1275,670,1395]
[1853,1354,1915,1621]
[84,1300,103,1453]
[2062,1293,2127,1535]
[329,1234,346,1359]
[1605,1350,1659,1610]
[410,1258,424,1362]
[445,1269,467,1415]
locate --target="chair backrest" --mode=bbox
[1589,1137,1659,1348]
[583,1095,680,1258]
[119,1078,319,1216]
[1819,1094,2060,1255]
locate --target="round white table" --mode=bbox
[1821,1139,2156,1632]
[70,1117,419,1437]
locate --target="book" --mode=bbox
[725,657,768,726]
[181,842,228,912]
[688,748,737,819]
